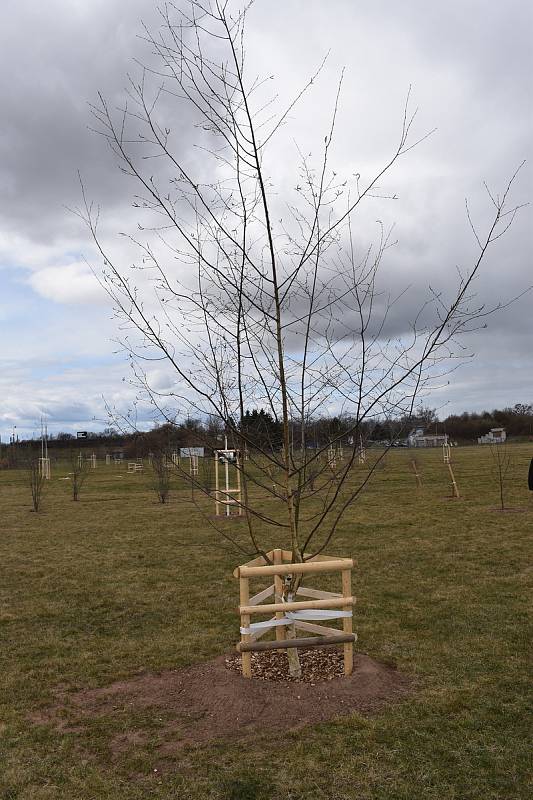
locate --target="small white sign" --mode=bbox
[180,447,204,457]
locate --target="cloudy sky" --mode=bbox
[1,0,531,441]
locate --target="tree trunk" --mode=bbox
[286,623,302,679]
[284,587,302,678]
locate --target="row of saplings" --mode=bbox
[23,445,531,683]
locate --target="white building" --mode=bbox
[407,428,448,448]
[478,428,506,445]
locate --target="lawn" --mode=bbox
[1,444,531,799]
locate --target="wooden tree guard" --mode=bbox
[214,449,242,516]
[357,434,366,464]
[190,453,199,476]
[234,549,356,678]
[38,457,51,479]
[443,443,451,464]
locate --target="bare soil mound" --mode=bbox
[32,650,411,756]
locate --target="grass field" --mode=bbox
[1,444,531,799]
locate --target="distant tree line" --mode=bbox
[442,404,533,442]
[3,402,532,468]
[366,403,533,443]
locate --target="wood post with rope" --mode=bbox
[273,548,286,642]
[239,574,252,678]
[447,462,460,498]
[411,459,422,488]
[341,568,353,676]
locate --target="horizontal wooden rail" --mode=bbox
[236,558,353,578]
[238,595,355,616]
[237,632,356,653]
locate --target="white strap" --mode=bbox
[240,608,352,635]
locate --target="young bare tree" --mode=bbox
[490,444,512,511]
[28,455,45,513]
[79,1,525,675]
[69,451,90,502]
[151,450,171,503]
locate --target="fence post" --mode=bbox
[239,575,252,678]
[273,549,286,643]
[342,569,353,676]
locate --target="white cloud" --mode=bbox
[0,359,148,439]
[27,261,106,305]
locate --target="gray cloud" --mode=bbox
[0,0,531,439]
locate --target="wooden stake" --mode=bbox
[239,576,252,678]
[273,549,286,642]
[236,458,242,516]
[447,462,460,498]
[341,569,353,676]
[411,459,422,488]
[214,452,220,516]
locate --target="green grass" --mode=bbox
[1,445,531,799]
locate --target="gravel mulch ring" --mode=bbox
[225,648,346,682]
[30,650,412,762]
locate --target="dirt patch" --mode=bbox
[31,650,411,758]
